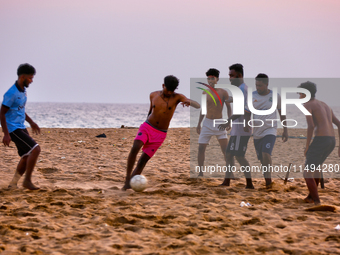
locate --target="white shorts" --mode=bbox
[198,118,228,144]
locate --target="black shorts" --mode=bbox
[226,136,250,157]
[10,129,38,157]
[305,136,335,169]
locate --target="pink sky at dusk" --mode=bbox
[0,0,339,104]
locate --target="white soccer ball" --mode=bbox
[130,175,148,192]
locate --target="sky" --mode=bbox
[1,0,340,105]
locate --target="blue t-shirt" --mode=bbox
[2,82,27,133]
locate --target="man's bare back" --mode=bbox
[304,99,335,137]
[299,81,340,205]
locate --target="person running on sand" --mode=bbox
[219,63,254,189]
[299,81,340,205]
[122,75,200,190]
[0,63,41,190]
[196,68,231,177]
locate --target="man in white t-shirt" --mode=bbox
[252,73,288,187]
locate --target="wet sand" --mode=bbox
[0,128,339,254]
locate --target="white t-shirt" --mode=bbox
[251,90,281,139]
[230,83,252,137]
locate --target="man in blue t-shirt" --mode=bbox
[0,63,41,190]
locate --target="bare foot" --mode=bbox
[23,180,40,190]
[219,179,230,186]
[246,185,255,189]
[121,183,131,191]
[7,184,18,190]
[266,182,274,189]
[303,195,314,203]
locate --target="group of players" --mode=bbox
[196,65,288,190]
[1,63,340,206]
[195,64,340,205]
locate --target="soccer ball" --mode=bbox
[130,175,148,192]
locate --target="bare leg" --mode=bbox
[304,169,321,205]
[314,168,321,187]
[220,153,234,186]
[122,140,144,190]
[303,194,314,203]
[236,156,254,189]
[217,138,228,162]
[22,146,41,190]
[131,152,151,176]
[123,152,151,190]
[8,156,28,189]
[261,152,272,187]
[197,144,208,177]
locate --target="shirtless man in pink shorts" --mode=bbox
[122,75,200,190]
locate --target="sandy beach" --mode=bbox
[0,127,339,254]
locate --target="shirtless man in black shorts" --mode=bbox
[299,81,340,205]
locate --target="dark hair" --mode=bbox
[164,75,179,91]
[17,63,36,76]
[206,68,220,78]
[298,81,317,98]
[255,73,269,84]
[229,63,244,77]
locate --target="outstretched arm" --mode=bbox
[179,94,200,109]
[331,110,340,157]
[189,99,200,109]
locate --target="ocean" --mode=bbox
[24,102,190,128]
[13,102,340,129]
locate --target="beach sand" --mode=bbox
[0,128,339,254]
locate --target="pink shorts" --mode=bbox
[135,122,167,157]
